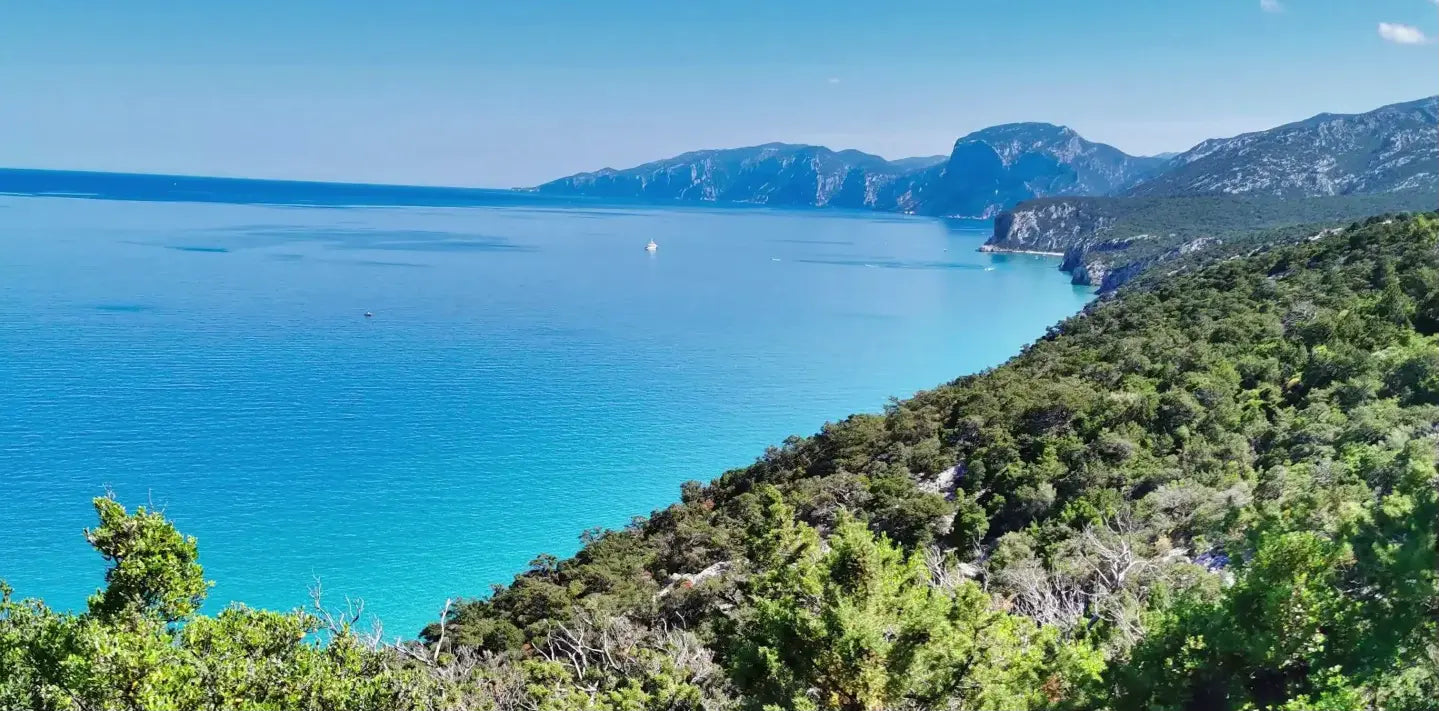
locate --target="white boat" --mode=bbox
[645,239,658,252]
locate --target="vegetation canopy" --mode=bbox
[3,214,1437,710]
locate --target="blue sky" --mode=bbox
[1,0,1434,187]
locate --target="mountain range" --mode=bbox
[535,124,1169,218]
[533,143,938,211]
[984,97,1438,291]
[533,97,1437,219]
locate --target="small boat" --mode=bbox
[645,239,658,252]
[364,311,373,318]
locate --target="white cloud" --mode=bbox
[1378,22,1429,44]
[826,77,841,85]
[1259,0,1282,13]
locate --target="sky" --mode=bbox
[1,0,1435,187]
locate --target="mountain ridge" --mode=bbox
[977,96,1439,291]
[535,123,1166,217]
[535,96,1436,221]
[1127,96,1438,198]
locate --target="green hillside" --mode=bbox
[4,214,1438,710]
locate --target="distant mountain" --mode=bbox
[533,143,939,210]
[979,96,1439,291]
[535,96,1438,223]
[885,155,951,172]
[890,123,1168,217]
[534,125,1165,217]
[1129,97,1438,197]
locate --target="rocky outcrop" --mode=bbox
[1066,236,1216,290]
[988,198,1122,254]
[658,561,734,597]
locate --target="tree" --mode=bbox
[728,507,1097,711]
[1114,441,1439,711]
[84,496,209,623]
[0,497,439,711]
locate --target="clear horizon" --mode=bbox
[2,0,1435,188]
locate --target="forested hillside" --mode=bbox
[4,214,1438,710]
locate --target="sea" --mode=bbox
[0,169,1093,635]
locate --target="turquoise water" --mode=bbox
[0,178,1092,635]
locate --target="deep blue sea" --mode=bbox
[0,169,1092,635]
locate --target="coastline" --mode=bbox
[0,190,1095,637]
[978,244,1066,257]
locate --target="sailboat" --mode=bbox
[645,239,658,252]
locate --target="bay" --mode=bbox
[0,173,1092,634]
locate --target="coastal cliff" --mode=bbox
[986,198,1118,255]
[985,190,1439,292]
[984,197,1175,289]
